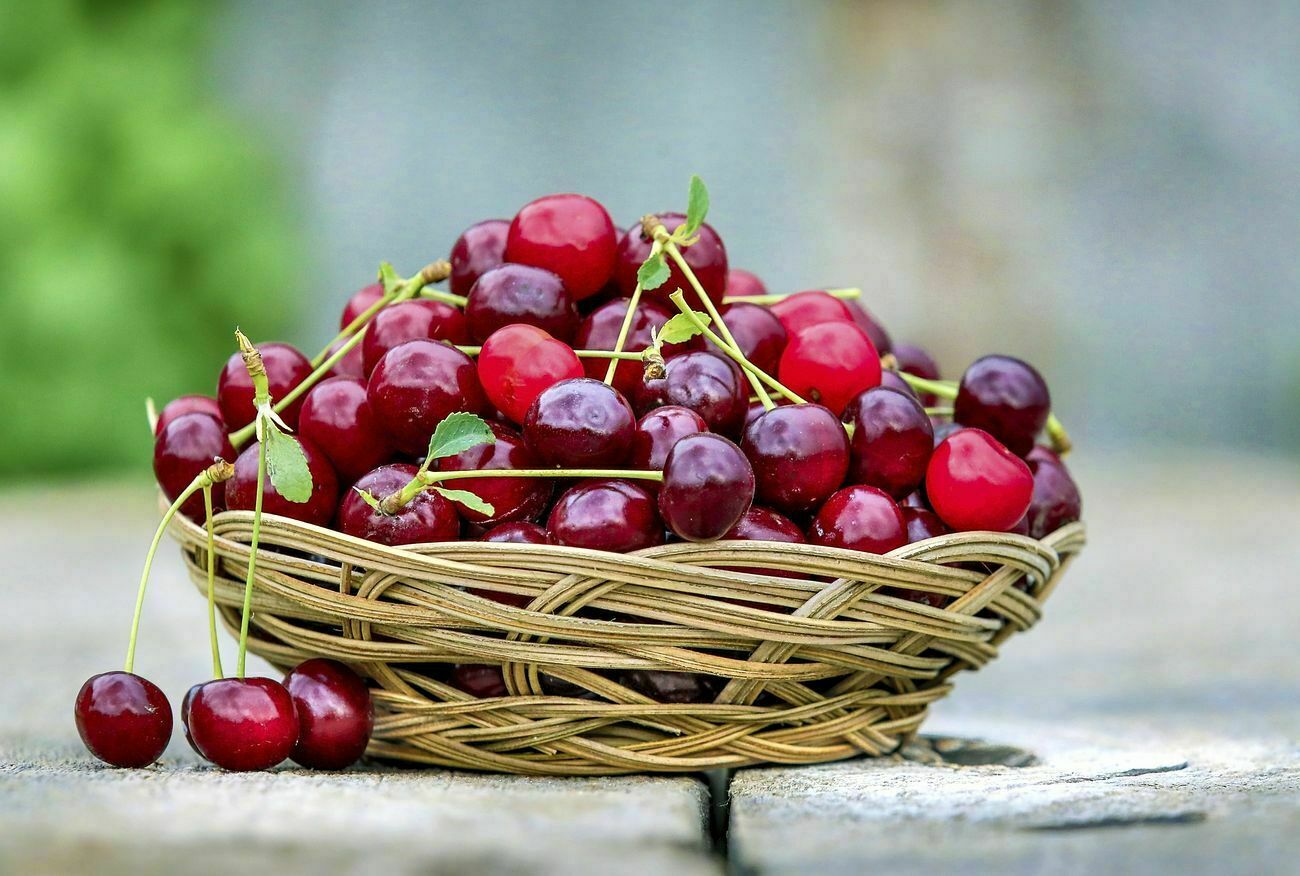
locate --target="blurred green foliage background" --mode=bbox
[0,0,298,482]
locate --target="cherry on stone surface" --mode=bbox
[843,386,934,500]
[768,290,853,336]
[154,412,235,520]
[724,268,767,298]
[506,193,618,301]
[361,300,470,375]
[366,339,488,455]
[477,324,584,424]
[547,479,664,552]
[1025,458,1082,539]
[719,302,788,375]
[629,405,708,472]
[925,428,1034,533]
[226,435,339,527]
[634,351,748,437]
[741,404,849,516]
[436,422,552,526]
[451,664,507,698]
[217,341,313,430]
[613,212,729,307]
[808,485,907,554]
[449,218,509,296]
[954,354,1052,458]
[620,670,721,704]
[892,342,941,405]
[181,683,203,755]
[659,433,755,542]
[284,658,374,770]
[187,677,299,772]
[778,322,881,416]
[465,263,579,343]
[75,672,172,768]
[575,297,703,397]
[523,377,636,468]
[336,464,460,546]
[845,301,893,355]
[155,395,223,435]
[340,282,385,329]
[298,377,395,483]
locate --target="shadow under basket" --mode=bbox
[170,510,1085,776]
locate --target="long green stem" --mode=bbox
[203,485,224,679]
[722,287,862,306]
[235,434,266,679]
[604,242,657,384]
[418,288,469,307]
[310,292,394,368]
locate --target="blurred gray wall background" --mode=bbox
[215,0,1299,454]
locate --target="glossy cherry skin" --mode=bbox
[325,337,367,380]
[506,193,618,301]
[719,302,788,375]
[768,290,853,336]
[954,354,1051,457]
[808,485,907,554]
[451,664,507,698]
[547,479,664,552]
[892,342,941,405]
[903,506,950,543]
[575,297,703,397]
[361,300,470,375]
[1026,444,1063,466]
[187,677,299,772]
[845,301,892,355]
[477,324,583,424]
[778,322,881,416]
[1025,458,1082,539]
[523,378,636,468]
[340,282,385,329]
[366,339,488,455]
[722,505,807,583]
[659,433,755,541]
[925,428,1034,532]
[449,219,509,296]
[878,370,919,399]
[724,268,767,298]
[226,435,339,527]
[436,422,552,526]
[284,658,373,770]
[465,263,579,343]
[217,342,313,430]
[635,351,747,437]
[75,672,172,768]
[741,404,849,516]
[481,521,553,544]
[843,387,934,500]
[620,670,721,704]
[614,212,728,307]
[298,377,395,483]
[154,412,235,520]
[336,464,460,546]
[630,406,708,472]
[155,395,224,435]
[180,683,204,755]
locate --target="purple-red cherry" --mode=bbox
[575,297,703,397]
[630,405,708,472]
[340,282,385,329]
[187,677,299,772]
[325,337,366,380]
[954,354,1051,458]
[477,324,583,425]
[778,322,882,416]
[75,672,172,768]
[722,505,807,583]
[366,339,488,455]
[635,351,747,437]
[336,464,460,545]
[659,433,755,542]
[506,193,618,301]
[155,395,223,435]
[153,411,235,520]
[925,428,1033,532]
[1025,458,1082,539]
[892,342,941,405]
[465,263,579,343]
[481,521,553,545]
[226,435,339,526]
[719,302,788,375]
[741,404,849,516]
[284,658,373,770]
[524,378,636,468]
[808,485,907,554]
[449,219,509,296]
[298,377,394,483]
[361,300,470,375]
[846,301,893,355]
[843,386,934,500]
[547,479,664,552]
[436,422,551,526]
[724,268,767,298]
[614,212,728,307]
[217,342,313,430]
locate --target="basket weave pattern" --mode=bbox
[171,511,1085,775]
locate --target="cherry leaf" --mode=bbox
[682,175,709,236]
[426,412,496,462]
[637,252,671,290]
[433,486,495,517]
[263,426,313,503]
[657,310,710,345]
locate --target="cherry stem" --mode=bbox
[722,287,862,306]
[604,242,658,385]
[454,345,644,361]
[418,288,469,308]
[202,485,224,679]
[232,330,276,679]
[310,292,394,369]
[1046,414,1073,456]
[925,407,954,417]
[425,468,662,485]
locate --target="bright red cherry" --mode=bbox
[361,300,470,375]
[808,485,907,554]
[284,658,373,770]
[575,297,703,397]
[630,406,708,472]
[449,219,509,296]
[366,339,488,455]
[477,324,583,425]
[217,342,313,430]
[451,664,507,698]
[954,354,1051,457]
[613,212,728,308]
[659,433,755,542]
[187,677,299,772]
[719,302,787,375]
[724,268,767,298]
[547,479,664,552]
[226,435,339,527]
[155,395,223,435]
[75,672,172,768]
[634,351,747,437]
[620,671,721,704]
[298,377,395,483]
[741,404,849,516]
[892,342,941,405]
[506,193,618,301]
[768,290,853,336]
[1025,458,1082,539]
[843,387,934,500]
[925,429,1033,532]
[340,282,385,329]
[336,464,460,546]
[523,378,636,468]
[778,322,881,415]
[845,302,892,355]
[436,422,551,526]
[153,412,235,520]
[465,263,579,343]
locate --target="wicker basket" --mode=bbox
[169,509,1084,775]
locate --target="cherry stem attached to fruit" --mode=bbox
[603,240,659,385]
[233,330,275,679]
[721,287,862,306]
[202,484,224,679]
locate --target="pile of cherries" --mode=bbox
[79,183,1082,770]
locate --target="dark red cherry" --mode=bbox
[465,263,579,343]
[932,420,967,448]
[449,219,509,296]
[634,351,747,437]
[154,412,235,520]
[878,369,919,399]
[903,506,950,543]
[547,479,664,552]
[506,193,618,301]
[808,485,907,554]
[620,670,721,704]
[75,672,172,768]
[741,404,849,516]
[284,658,373,770]
[892,342,941,405]
[217,342,313,430]
[1025,458,1082,539]
[630,406,708,472]
[843,387,934,500]
[1026,444,1063,466]
[366,339,488,455]
[340,282,385,329]
[476,324,583,425]
[451,664,507,698]
[481,521,553,544]
[325,337,366,380]
[436,422,551,526]
[768,290,853,336]
[155,395,223,435]
[723,505,807,582]
[719,302,788,375]
[659,433,755,542]
[778,322,881,415]
[187,677,299,772]
[336,464,460,545]
[298,377,395,483]
[925,429,1033,532]
[614,212,728,307]
[954,354,1051,457]
[181,683,203,755]
[361,300,470,375]
[845,301,892,355]
[226,435,339,527]
[724,268,767,298]
[524,378,636,468]
[901,490,930,509]
[575,297,703,397]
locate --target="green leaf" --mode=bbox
[263,426,313,503]
[434,486,495,517]
[637,252,671,290]
[426,412,496,462]
[683,175,709,235]
[657,310,710,345]
[352,487,382,511]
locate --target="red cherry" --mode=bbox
[465,263,579,343]
[575,297,703,397]
[226,436,339,527]
[336,464,460,546]
[768,290,853,336]
[284,658,373,770]
[724,268,767,298]
[613,212,728,308]
[324,338,366,380]
[1025,458,1082,539]
[187,677,299,772]
[630,406,708,472]
[718,302,787,375]
[741,404,849,516]
[925,429,1033,532]
[340,282,385,329]
[892,342,941,405]
[808,485,907,554]
[659,433,755,542]
[634,351,748,437]
[524,378,636,468]
[366,339,488,455]
[298,377,395,483]
[843,386,934,500]
[778,322,881,415]
[722,506,807,583]
[75,672,172,768]
[217,342,313,430]
[903,506,950,543]
[449,219,509,296]
[435,422,552,526]
[153,412,235,520]
[477,324,583,425]
[878,370,920,399]
[547,479,664,552]
[953,354,1051,458]
[481,521,553,545]
[155,395,223,435]
[506,193,618,300]
[845,301,893,355]
[361,300,470,376]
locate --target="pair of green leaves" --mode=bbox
[636,175,710,292]
[353,411,498,517]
